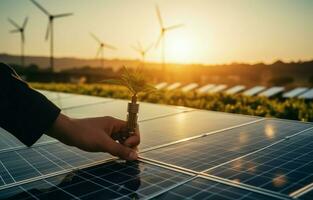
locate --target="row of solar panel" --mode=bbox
[155,82,313,99]
[0,91,312,199]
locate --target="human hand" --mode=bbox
[47,114,140,161]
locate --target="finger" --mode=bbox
[103,135,138,160]
[110,117,127,133]
[123,125,140,147]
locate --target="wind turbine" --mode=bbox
[90,33,116,68]
[155,4,183,74]
[131,41,152,63]
[30,0,73,72]
[8,17,28,67]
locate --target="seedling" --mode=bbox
[106,67,156,142]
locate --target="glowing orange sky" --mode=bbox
[1,0,313,64]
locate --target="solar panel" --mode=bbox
[154,176,284,200]
[166,82,182,90]
[36,90,73,101]
[155,82,168,90]
[243,86,266,96]
[2,90,313,199]
[298,88,313,99]
[196,84,216,93]
[282,87,309,98]
[225,85,246,95]
[258,87,285,97]
[65,100,192,120]
[206,127,313,197]
[142,119,312,171]
[51,94,113,110]
[0,160,192,200]
[181,83,199,92]
[208,84,227,93]
[139,110,258,149]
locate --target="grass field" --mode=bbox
[31,83,313,122]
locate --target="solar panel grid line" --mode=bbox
[43,178,81,200]
[140,118,265,154]
[141,157,292,200]
[137,109,195,123]
[18,185,40,200]
[61,99,115,110]
[15,151,44,177]
[0,160,16,184]
[204,126,313,172]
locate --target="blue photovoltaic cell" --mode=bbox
[154,177,282,200]
[0,160,191,200]
[206,128,313,196]
[142,119,312,171]
[139,110,257,149]
[0,142,111,185]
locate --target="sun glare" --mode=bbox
[166,35,194,64]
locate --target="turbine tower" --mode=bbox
[155,4,183,74]
[90,33,116,68]
[30,0,73,72]
[8,17,28,67]
[131,41,152,63]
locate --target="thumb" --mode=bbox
[105,139,138,161]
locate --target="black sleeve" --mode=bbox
[0,63,61,147]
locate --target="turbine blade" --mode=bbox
[45,22,50,41]
[54,13,73,18]
[165,24,184,31]
[30,0,50,16]
[8,18,21,29]
[155,4,164,28]
[155,34,163,48]
[90,33,102,44]
[103,43,116,50]
[145,43,153,53]
[137,41,143,51]
[23,17,29,29]
[10,29,20,33]
[95,46,102,58]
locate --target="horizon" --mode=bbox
[1,0,313,65]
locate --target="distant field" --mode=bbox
[31,83,313,122]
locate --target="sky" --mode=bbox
[0,0,313,65]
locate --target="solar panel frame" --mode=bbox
[196,84,216,93]
[181,83,199,92]
[258,87,285,97]
[243,86,266,96]
[225,85,246,95]
[155,82,168,90]
[207,84,228,93]
[166,82,182,90]
[298,88,313,99]
[282,87,309,98]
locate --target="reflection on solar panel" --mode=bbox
[258,87,285,97]
[243,86,266,96]
[1,90,313,200]
[196,84,215,93]
[225,85,246,95]
[283,87,308,98]
[139,110,258,149]
[0,160,192,200]
[166,82,182,90]
[208,84,227,93]
[298,88,313,99]
[206,127,313,196]
[142,119,311,171]
[181,83,199,92]
[154,177,283,200]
